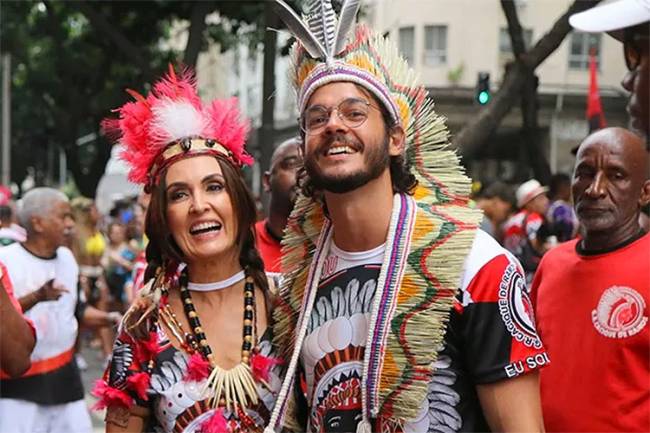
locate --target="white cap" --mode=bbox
[569,0,650,40]
[516,179,548,208]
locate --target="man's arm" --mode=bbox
[18,279,67,312]
[477,371,545,432]
[81,304,122,328]
[0,282,36,377]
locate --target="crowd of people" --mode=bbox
[0,0,648,432]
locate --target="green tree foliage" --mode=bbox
[1,1,266,197]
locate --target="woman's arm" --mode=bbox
[105,406,148,433]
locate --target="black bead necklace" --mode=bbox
[178,269,257,367]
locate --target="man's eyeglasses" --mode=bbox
[623,26,649,71]
[301,98,375,135]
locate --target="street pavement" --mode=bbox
[78,344,107,433]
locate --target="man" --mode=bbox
[0,188,121,433]
[546,173,579,242]
[503,179,551,283]
[476,181,515,242]
[0,262,36,378]
[570,0,650,141]
[532,127,650,431]
[255,137,302,276]
[265,1,548,432]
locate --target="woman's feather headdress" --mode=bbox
[102,65,252,190]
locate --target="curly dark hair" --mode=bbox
[298,85,417,199]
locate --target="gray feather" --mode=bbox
[334,0,360,54]
[306,0,337,56]
[273,0,326,59]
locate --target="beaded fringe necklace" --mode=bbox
[159,269,261,411]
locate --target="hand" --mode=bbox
[107,311,123,325]
[36,280,68,302]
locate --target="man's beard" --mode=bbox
[305,133,390,194]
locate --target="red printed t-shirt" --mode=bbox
[300,230,548,432]
[532,233,650,432]
[254,219,282,274]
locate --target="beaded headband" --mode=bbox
[102,66,253,191]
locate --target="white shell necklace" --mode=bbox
[187,270,246,292]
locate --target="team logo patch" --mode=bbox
[591,286,647,339]
[498,263,542,349]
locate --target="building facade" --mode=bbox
[363,0,629,181]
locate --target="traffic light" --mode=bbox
[476,72,491,105]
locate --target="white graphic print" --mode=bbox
[424,353,461,433]
[497,263,542,349]
[592,286,648,339]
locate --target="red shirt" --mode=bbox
[254,219,282,274]
[532,233,650,432]
[0,260,36,347]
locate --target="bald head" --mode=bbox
[270,137,301,172]
[572,127,650,250]
[576,127,648,175]
[264,137,303,218]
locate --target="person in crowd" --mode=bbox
[571,0,649,142]
[546,173,579,242]
[503,179,551,283]
[476,181,515,243]
[94,67,281,433]
[264,2,547,432]
[125,190,151,302]
[0,261,36,378]
[255,137,302,277]
[0,188,26,246]
[0,204,23,246]
[532,127,649,431]
[0,187,121,433]
[71,196,114,362]
[102,221,135,309]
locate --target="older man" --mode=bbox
[570,0,650,141]
[0,188,120,433]
[532,127,650,431]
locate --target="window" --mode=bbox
[499,28,533,54]
[568,32,601,70]
[423,25,447,66]
[398,27,415,65]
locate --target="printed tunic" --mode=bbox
[99,320,281,433]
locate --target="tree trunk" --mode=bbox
[454,0,601,160]
[183,2,214,68]
[76,0,151,76]
[257,4,278,212]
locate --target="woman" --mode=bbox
[102,221,135,308]
[71,197,114,362]
[93,67,281,433]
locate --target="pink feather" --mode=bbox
[250,353,283,383]
[184,353,211,382]
[102,65,253,187]
[200,409,229,433]
[126,372,151,401]
[91,379,133,410]
[134,331,160,363]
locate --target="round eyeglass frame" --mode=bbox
[299,98,375,135]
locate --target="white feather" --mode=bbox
[151,100,205,144]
